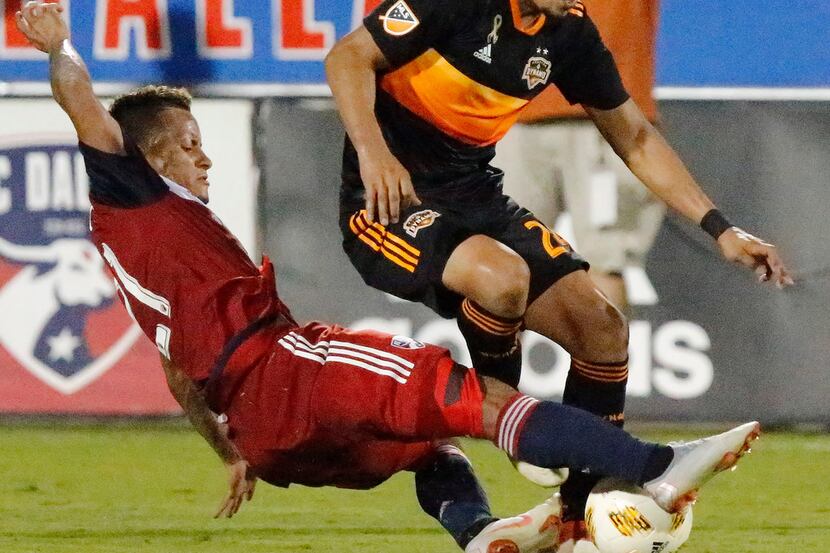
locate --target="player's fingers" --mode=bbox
[737,252,756,269]
[759,248,785,285]
[376,180,390,226]
[387,181,401,224]
[246,480,256,501]
[214,496,231,518]
[364,186,376,222]
[755,265,769,282]
[400,175,420,208]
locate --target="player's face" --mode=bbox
[527,0,579,18]
[147,108,213,203]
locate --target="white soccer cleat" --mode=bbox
[644,421,761,512]
[514,461,569,488]
[465,496,562,553]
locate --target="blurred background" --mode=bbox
[0,0,828,426]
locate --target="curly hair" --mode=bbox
[109,85,192,150]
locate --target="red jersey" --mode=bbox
[80,131,294,408]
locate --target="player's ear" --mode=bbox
[144,151,168,176]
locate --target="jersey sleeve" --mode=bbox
[363,0,468,68]
[79,127,167,208]
[553,13,629,110]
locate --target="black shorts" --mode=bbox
[339,194,588,319]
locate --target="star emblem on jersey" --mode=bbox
[522,56,552,89]
[403,209,441,237]
[379,0,419,36]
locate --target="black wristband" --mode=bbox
[700,209,732,240]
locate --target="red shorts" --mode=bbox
[224,322,484,489]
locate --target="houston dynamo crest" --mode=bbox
[0,137,140,394]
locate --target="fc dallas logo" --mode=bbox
[0,136,140,394]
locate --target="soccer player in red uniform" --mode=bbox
[18,3,762,551]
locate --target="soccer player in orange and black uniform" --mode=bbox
[326,0,793,532]
[18,2,766,550]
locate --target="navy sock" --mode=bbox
[496,395,671,487]
[415,444,495,549]
[560,358,629,519]
[457,299,523,388]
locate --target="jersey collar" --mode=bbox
[508,0,547,36]
[162,176,203,204]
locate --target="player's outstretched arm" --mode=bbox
[15,1,123,154]
[160,357,257,519]
[325,27,420,225]
[586,99,793,288]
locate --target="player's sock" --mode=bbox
[560,357,629,519]
[495,394,672,487]
[415,444,497,549]
[457,298,523,388]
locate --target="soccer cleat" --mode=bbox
[513,460,569,488]
[465,496,562,553]
[644,421,761,512]
[556,519,599,553]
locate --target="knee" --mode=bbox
[476,258,530,318]
[587,303,629,359]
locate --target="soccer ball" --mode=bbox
[585,478,693,553]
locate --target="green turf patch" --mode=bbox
[0,425,827,552]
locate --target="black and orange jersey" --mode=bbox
[341,0,628,205]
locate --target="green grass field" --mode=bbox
[0,422,828,553]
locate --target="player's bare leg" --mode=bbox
[524,270,629,521]
[443,235,529,388]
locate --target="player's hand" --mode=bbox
[717,227,794,288]
[15,1,68,54]
[359,147,421,226]
[214,459,257,519]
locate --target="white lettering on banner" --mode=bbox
[653,321,713,399]
[627,320,652,396]
[272,0,335,60]
[24,151,90,212]
[0,156,11,214]
[349,316,714,400]
[196,0,253,59]
[94,0,171,61]
[24,152,49,211]
[0,0,71,60]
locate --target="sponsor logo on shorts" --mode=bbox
[403,209,441,237]
[391,335,425,349]
[522,54,551,89]
[379,0,419,36]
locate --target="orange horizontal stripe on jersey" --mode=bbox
[380,49,529,146]
[356,211,421,258]
[349,214,417,273]
[462,299,522,332]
